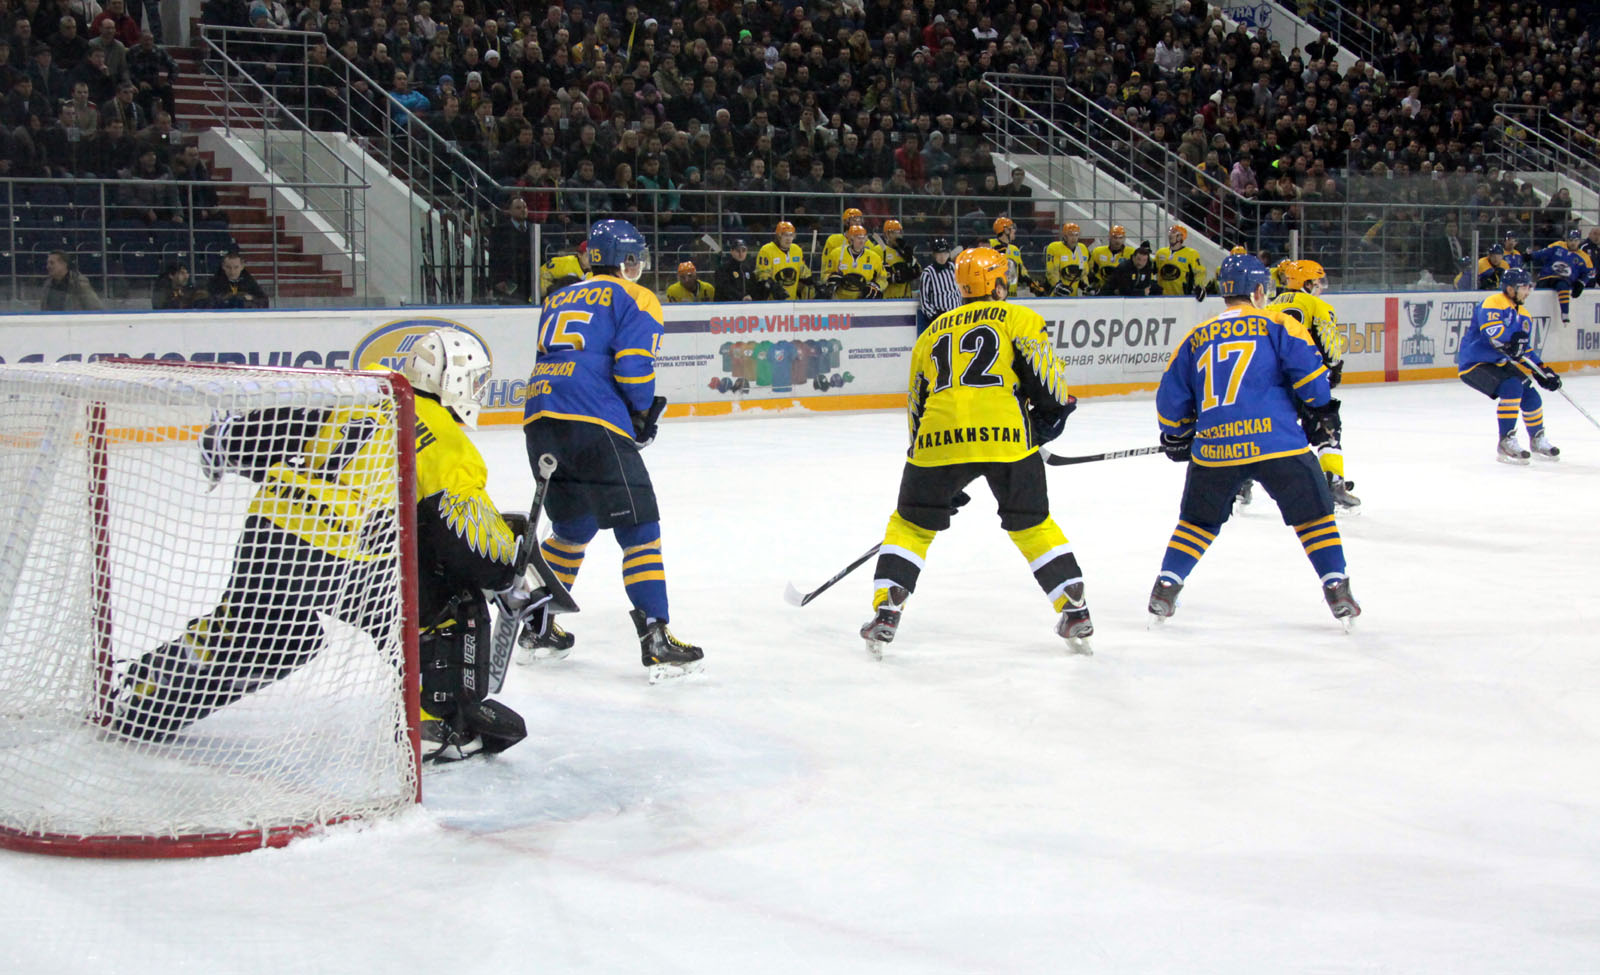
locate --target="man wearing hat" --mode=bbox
[715,238,758,301]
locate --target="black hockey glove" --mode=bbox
[1026,276,1049,297]
[1327,361,1344,388]
[1050,282,1074,297]
[1500,330,1530,360]
[631,395,668,448]
[1160,431,1194,463]
[1305,398,1342,440]
[1532,364,1562,391]
[1028,394,1077,445]
[888,262,915,284]
[948,489,972,516]
[863,281,884,300]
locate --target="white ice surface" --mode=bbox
[5,377,1600,974]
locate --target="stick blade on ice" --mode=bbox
[783,582,808,607]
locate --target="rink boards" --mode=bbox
[1,289,1596,426]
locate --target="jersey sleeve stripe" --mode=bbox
[615,348,655,358]
[1292,364,1328,389]
[613,373,655,384]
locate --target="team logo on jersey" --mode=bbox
[353,318,491,372]
[1400,300,1436,365]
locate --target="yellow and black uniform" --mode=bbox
[881,236,918,299]
[824,231,883,263]
[1270,261,1292,295]
[1089,242,1134,294]
[1270,281,1350,482]
[1155,245,1208,296]
[757,240,811,298]
[1044,239,1090,295]
[822,244,888,299]
[868,293,1088,629]
[540,253,584,296]
[986,236,1035,296]
[665,278,715,302]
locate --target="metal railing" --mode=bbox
[194,27,367,301]
[200,24,499,303]
[0,175,366,309]
[1494,105,1600,197]
[1300,0,1387,67]
[982,73,1570,290]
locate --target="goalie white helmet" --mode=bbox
[403,329,491,428]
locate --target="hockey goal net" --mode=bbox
[0,360,420,857]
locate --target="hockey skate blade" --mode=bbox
[647,660,704,684]
[514,645,573,666]
[862,639,885,660]
[1065,636,1093,656]
[1147,614,1171,630]
[1338,616,1356,634]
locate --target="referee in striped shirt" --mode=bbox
[916,238,960,333]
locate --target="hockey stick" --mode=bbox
[489,453,578,693]
[784,544,881,607]
[1513,358,1600,431]
[1039,445,1165,466]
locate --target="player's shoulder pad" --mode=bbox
[602,274,665,322]
[1265,305,1318,345]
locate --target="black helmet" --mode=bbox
[930,237,951,253]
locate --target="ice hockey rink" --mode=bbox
[5,376,1600,974]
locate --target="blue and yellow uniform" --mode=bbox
[523,225,685,641]
[1527,238,1593,323]
[1456,284,1554,450]
[1149,255,1354,622]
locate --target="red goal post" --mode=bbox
[0,359,421,857]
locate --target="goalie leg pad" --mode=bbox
[419,591,492,717]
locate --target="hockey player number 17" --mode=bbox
[930,326,1004,393]
[1197,340,1256,410]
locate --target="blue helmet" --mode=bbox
[587,219,649,270]
[1488,243,1504,256]
[1216,254,1271,297]
[1500,266,1532,289]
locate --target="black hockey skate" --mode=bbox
[516,608,575,661]
[631,609,704,682]
[1053,582,1093,654]
[1322,577,1362,630]
[1148,575,1183,624]
[860,586,908,659]
[1327,473,1362,511]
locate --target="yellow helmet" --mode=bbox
[955,246,1008,298]
[1287,259,1327,290]
[841,207,863,227]
[1109,224,1127,237]
[1169,224,1188,244]
[677,261,696,277]
[992,216,1015,236]
[884,219,903,235]
[775,220,795,236]
[1062,222,1080,235]
[845,225,867,246]
[1229,245,1249,255]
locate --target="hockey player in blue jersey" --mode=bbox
[520,219,703,681]
[1148,254,1360,626]
[1527,229,1593,326]
[1455,266,1562,464]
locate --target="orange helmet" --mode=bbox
[841,207,863,226]
[1168,224,1188,244]
[1109,224,1127,237]
[884,219,903,235]
[955,246,1008,299]
[1229,245,1249,255]
[845,225,867,247]
[1062,222,1080,235]
[1286,259,1327,290]
[992,216,1015,236]
[677,261,696,276]
[775,220,795,237]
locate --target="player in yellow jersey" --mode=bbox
[539,240,589,298]
[1154,224,1208,297]
[665,260,715,302]
[756,221,811,299]
[1268,260,1358,508]
[821,225,887,299]
[880,219,919,299]
[860,247,1093,655]
[1089,225,1135,294]
[115,331,533,758]
[824,207,878,262]
[986,216,1045,296]
[1270,257,1294,296]
[1044,222,1090,295]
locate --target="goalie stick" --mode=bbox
[784,544,882,607]
[1039,445,1165,466]
[489,453,579,692]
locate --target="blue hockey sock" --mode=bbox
[1159,519,1219,582]
[1521,385,1545,437]
[615,521,669,623]
[545,515,598,589]
[1294,514,1347,581]
[1496,376,1524,438]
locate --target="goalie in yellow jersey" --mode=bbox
[861,247,1094,656]
[1269,260,1360,509]
[113,331,536,760]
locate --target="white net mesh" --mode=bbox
[0,361,418,854]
